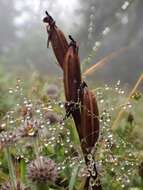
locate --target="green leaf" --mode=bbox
[20,159,26,183]
[69,165,79,190]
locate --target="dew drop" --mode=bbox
[60,103,64,108]
[1,123,6,128]
[89,177,95,187]
[9,120,14,124]
[121,1,129,10]
[100,99,104,103]
[87,154,93,161]
[9,89,13,94]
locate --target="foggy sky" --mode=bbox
[0,0,143,85]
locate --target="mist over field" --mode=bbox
[0,0,143,84]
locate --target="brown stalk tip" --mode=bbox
[69,35,76,43]
[68,35,79,53]
[43,11,68,68]
[43,11,54,25]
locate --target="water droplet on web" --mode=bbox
[36,109,41,113]
[121,90,125,94]
[90,14,95,21]
[121,1,129,10]
[87,154,93,161]
[92,46,97,51]
[127,103,132,109]
[25,158,29,163]
[60,125,64,130]
[88,26,93,33]
[60,103,64,108]
[62,166,65,170]
[89,177,95,187]
[91,6,95,12]
[66,138,70,143]
[65,150,68,154]
[1,123,6,128]
[115,87,119,91]
[40,125,44,129]
[88,33,92,40]
[9,120,14,124]
[121,14,129,25]
[102,27,110,35]
[121,184,125,188]
[24,100,28,104]
[9,89,13,94]
[51,136,55,141]
[117,80,120,86]
[100,99,104,103]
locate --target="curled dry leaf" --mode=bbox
[63,35,81,102]
[81,84,99,155]
[43,11,68,69]
[63,36,82,138]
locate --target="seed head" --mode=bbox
[44,111,60,124]
[27,156,58,183]
[47,84,59,99]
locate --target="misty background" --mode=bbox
[0,0,143,86]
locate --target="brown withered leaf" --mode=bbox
[81,85,99,154]
[43,11,68,69]
[63,36,82,137]
[80,85,101,190]
[63,35,81,102]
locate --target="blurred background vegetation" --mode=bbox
[0,1,143,189]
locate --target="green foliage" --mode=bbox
[0,73,142,190]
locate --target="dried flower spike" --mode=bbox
[43,11,68,69]
[81,84,99,154]
[63,35,81,102]
[27,156,58,183]
[63,35,82,137]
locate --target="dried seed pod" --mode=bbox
[63,36,82,137]
[63,35,81,102]
[43,11,68,69]
[81,85,99,154]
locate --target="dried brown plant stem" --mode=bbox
[43,13,101,190]
[83,47,128,77]
[112,73,143,130]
